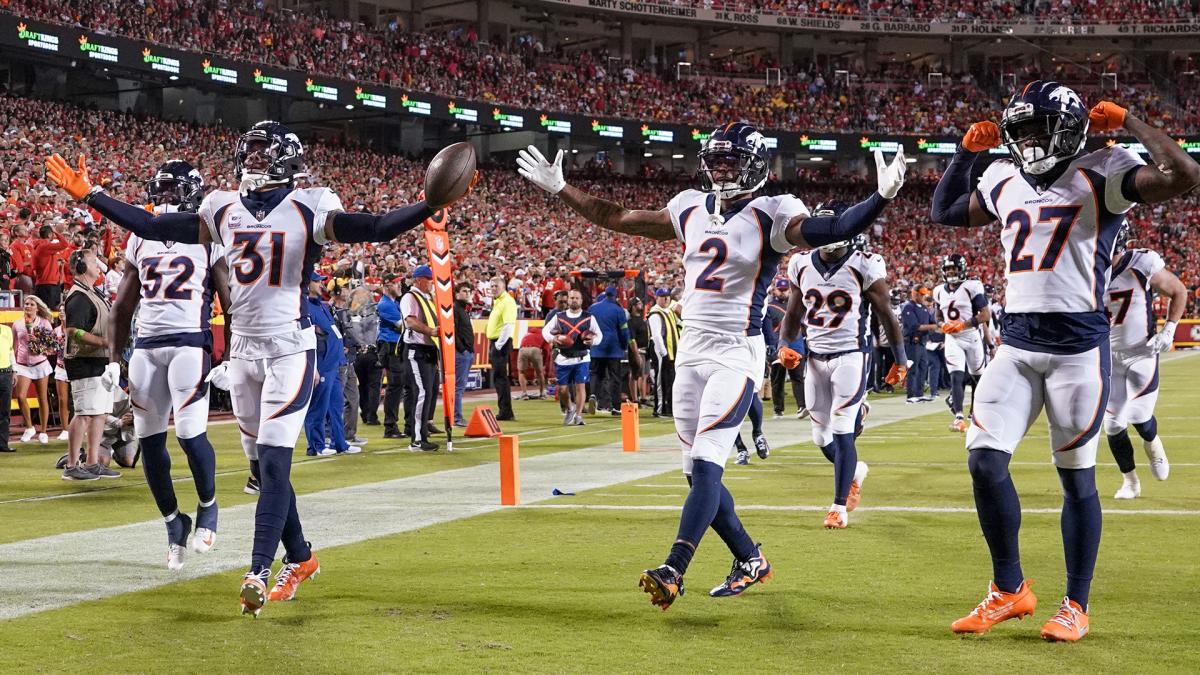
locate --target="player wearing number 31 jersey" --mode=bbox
[517,122,907,610]
[932,81,1200,641]
[47,120,475,618]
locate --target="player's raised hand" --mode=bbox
[45,153,94,201]
[884,363,908,386]
[516,145,566,194]
[777,345,803,370]
[1089,101,1128,132]
[205,362,231,390]
[962,121,1001,152]
[874,147,906,199]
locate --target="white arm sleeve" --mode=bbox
[197,194,223,246]
[311,188,346,245]
[769,194,810,253]
[1104,146,1148,215]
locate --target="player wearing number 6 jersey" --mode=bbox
[932,254,990,433]
[781,223,906,530]
[46,120,474,618]
[517,122,906,609]
[1103,223,1186,499]
[931,81,1200,641]
[109,160,229,572]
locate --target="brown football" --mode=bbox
[424,142,477,208]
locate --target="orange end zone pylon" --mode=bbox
[499,434,520,505]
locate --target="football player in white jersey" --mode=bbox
[518,122,907,609]
[1103,223,1184,499]
[108,160,229,572]
[931,82,1200,641]
[47,121,473,618]
[931,253,990,432]
[780,224,907,529]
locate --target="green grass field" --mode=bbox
[2,356,1198,674]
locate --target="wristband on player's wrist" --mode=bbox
[81,185,105,205]
[891,345,907,366]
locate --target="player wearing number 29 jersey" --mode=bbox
[932,81,1200,641]
[516,121,907,610]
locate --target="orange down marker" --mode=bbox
[621,402,640,452]
[499,434,520,505]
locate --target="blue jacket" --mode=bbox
[588,295,630,360]
[308,296,344,372]
[901,300,933,345]
[377,294,403,344]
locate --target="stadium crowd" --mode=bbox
[4,2,1198,135]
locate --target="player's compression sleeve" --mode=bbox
[329,201,433,243]
[799,192,887,248]
[85,191,202,244]
[930,149,980,226]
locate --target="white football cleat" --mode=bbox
[167,543,187,571]
[1114,472,1141,500]
[1143,437,1169,481]
[193,528,217,553]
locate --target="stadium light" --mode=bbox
[345,104,354,110]
[671,154,684,159]
[643,152,653,158]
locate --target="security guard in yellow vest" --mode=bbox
[648,288,681,418]
[401,265,441,451]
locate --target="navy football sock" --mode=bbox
[749,396,763,437]
[819,442,836,463]
[1107,429,1137,473]
[280,485,312,563]
[179,433,217,504]
[664,459,723,575]
[968,449,1024,593]
[832,433,857,506]
[251,444,294,574]
[139,432,177,518]
[1132,416,1158,442]
[950,371,966,415]
[709,483,757,562]
[1058,466,1101,609]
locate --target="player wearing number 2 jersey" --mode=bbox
[517,122,907,609]
[109,160,229,573]
[46,121,474,618]
[781,222,905,530]
[932,81,1200,641]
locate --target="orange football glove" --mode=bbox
[941,320,968,335]
[962,121,1001,153]
[45,153,93,201]
[884,364,908,386]
[777,346,803,370]
[1089,101,1127,132]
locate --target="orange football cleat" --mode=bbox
[268,552,321,602]
[846,461,868,512]
[1040,597,1089,642]
[950,417,969,433]
[239,570,271,618]
[823,509,847,529]
[951,580,1037,634]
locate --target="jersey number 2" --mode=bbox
[1006,205,1081,273]
[232,232,286,286]
[694,238,727,292]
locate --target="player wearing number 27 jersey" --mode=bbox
[46,120,472,618]
[516,122,907,610]
[931,81,1200,641]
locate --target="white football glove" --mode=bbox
[100,362,122,391]
[516,145,566,194]
[1147,321,1176,353]
[205,362,231,390]
[905,360,914,369]
[874,147,906,199]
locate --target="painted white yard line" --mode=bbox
[523,503,1200,516]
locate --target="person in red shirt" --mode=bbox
[31,224,69,309]
[517,326,548,399]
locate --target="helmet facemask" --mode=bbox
[235,128,306,193]
[1000,105,1088,176]
[698,142,767,200]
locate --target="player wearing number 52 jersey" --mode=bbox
[517,122,907,609]
[46,120,475,618]
[1103,224,1186,500]
[932,81,1200,641]
[932,254,990,433]
[781,224,906,530]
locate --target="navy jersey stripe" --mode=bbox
[1080,168,1125,310]
[747,207,781,337]
[291,199,322,321]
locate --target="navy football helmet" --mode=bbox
[1114,222,1135,255]
[234,120,306,192]
[1000,81,1089,176]
[699,122,770,199]
[941,253,968,286]
[146,159,204,212]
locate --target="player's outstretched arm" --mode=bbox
[1091,102,1200,204]
[784,148,906,248]
[45,154,207,244]
[211,258,234,357]
[930,122,1000,227]
[516,146,675,241]
[108,262,141,365]
[326,201,434,243]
